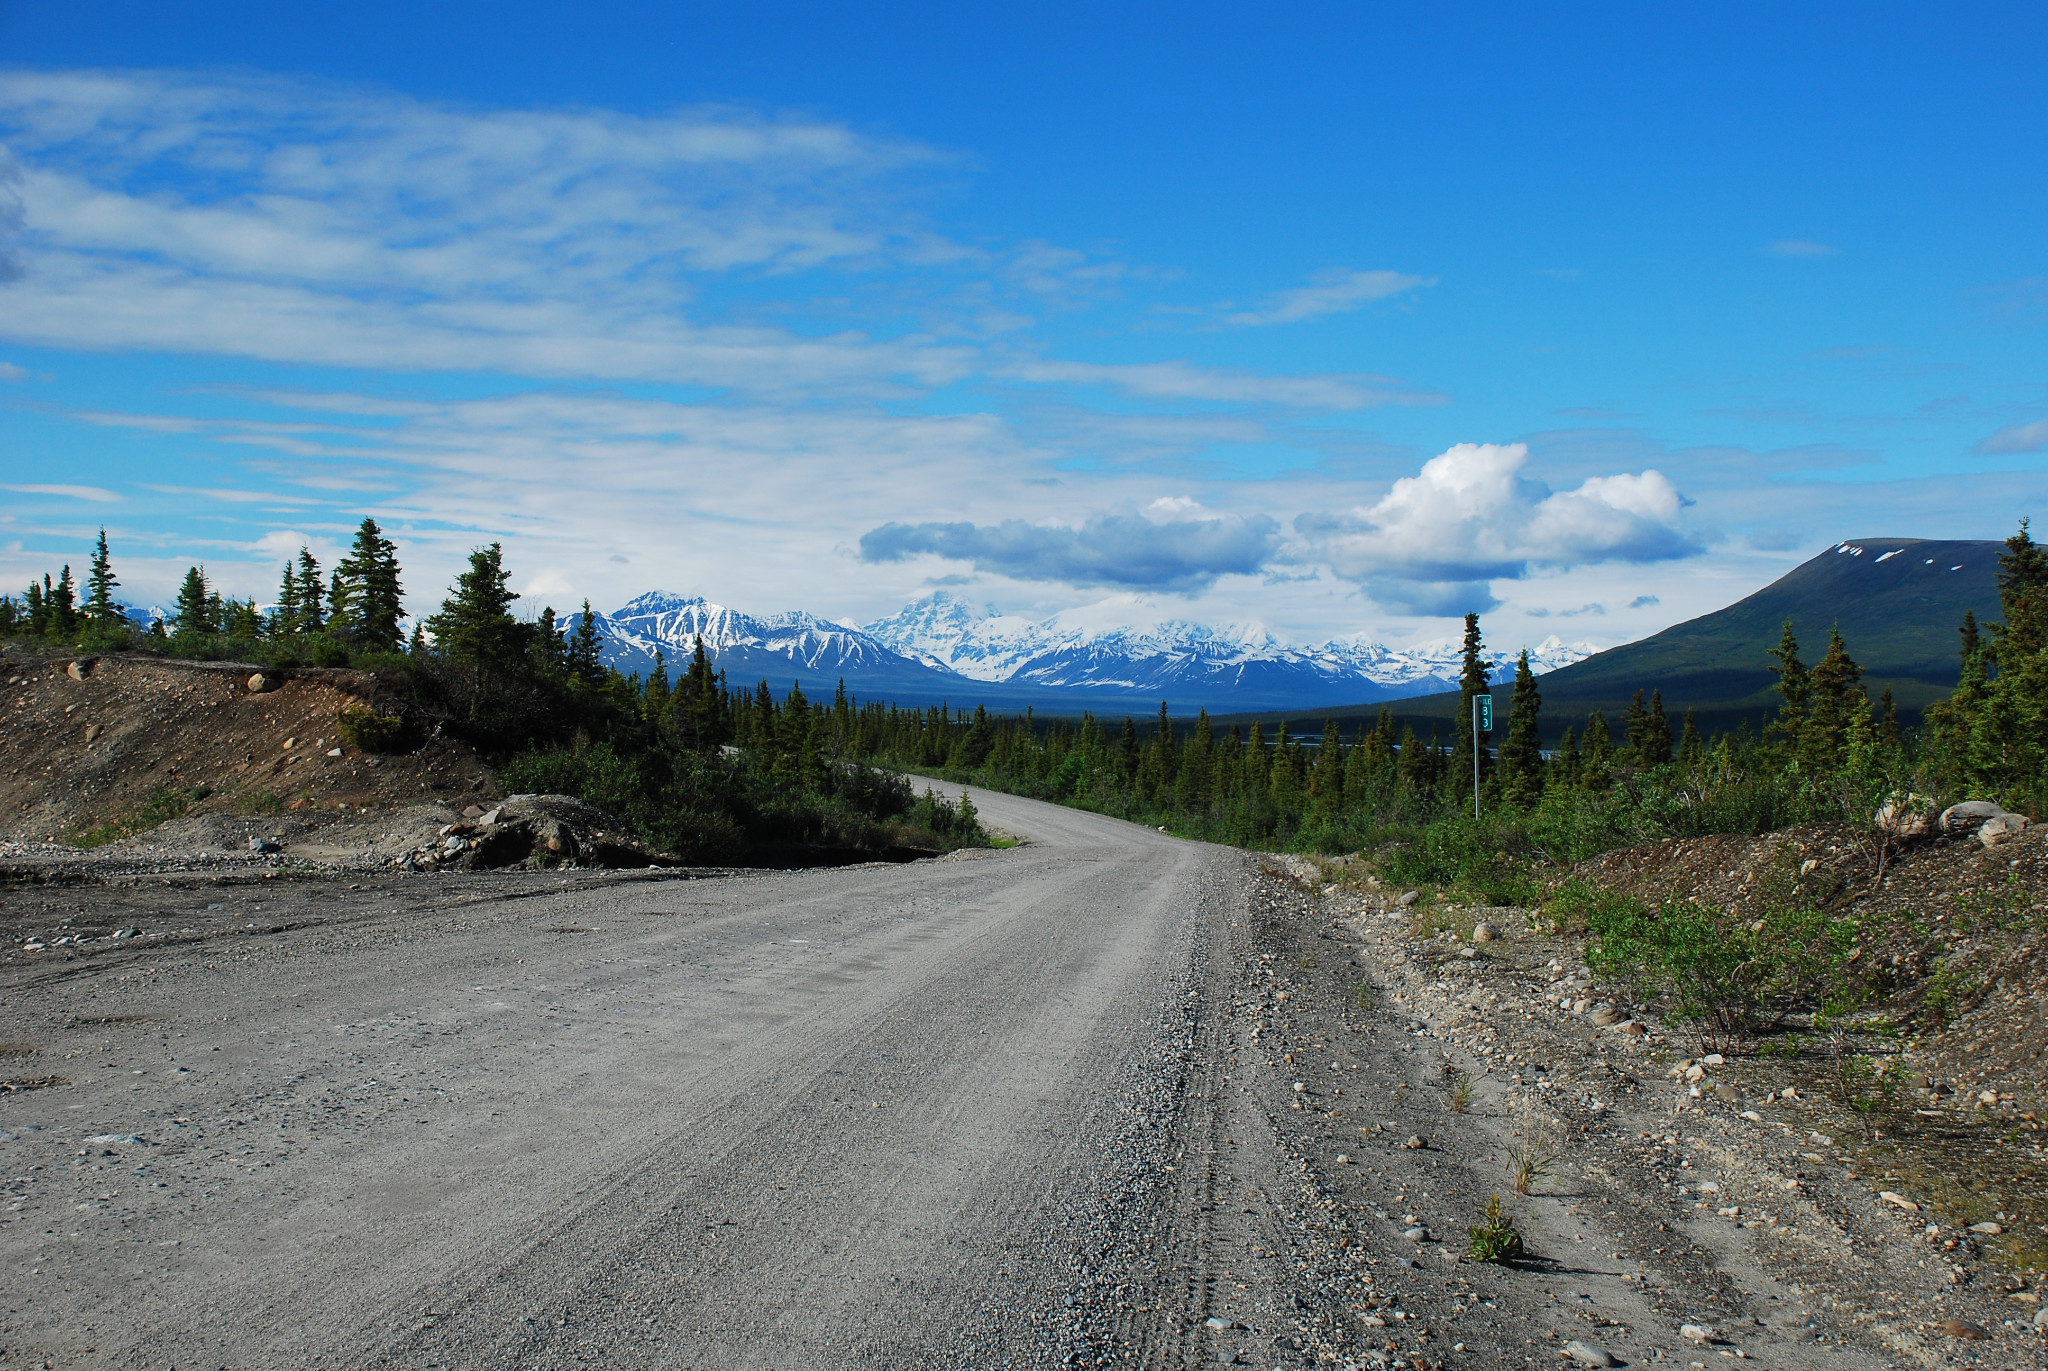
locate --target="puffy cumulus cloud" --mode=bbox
[1977,419,2048,455]
[1298,442,1697,615]
[858,512,1281,593]
[1224,268,1432,326]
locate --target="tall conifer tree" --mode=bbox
[1446,612,1492,802]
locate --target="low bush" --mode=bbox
[336,705,408,753]
[1550,851,1853,1048]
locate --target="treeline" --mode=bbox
[0,523,986,864]
[833,522,2048,888]
[7,517,2042,872]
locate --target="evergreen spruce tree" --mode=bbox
[327,568,348,638]
[423,543,525,718]
[1766,620,1810,759]
[1581,712,1614,790]
[644,651,675,726]
[296,549,325,633]
[224,598,263,640]
[1175,709,1215,814]
[1799,628,1864,773]
[1242,721,1271,795]
[173,567,213,636]
[1550,725,1581,790]
[50,566,78,640]
[1446,612,1492,803]
[25,577,47,637]
[1676,708,1706,769]
[1496,649,1543,804]
[1643,690,1674,767]
[332,517,404,651]
[274,561,303,637]
[1620,690,1651,766]
[83,528,126,642]
[1395,724,1429,790]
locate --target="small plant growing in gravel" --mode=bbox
[1352,980,1373,1009]
[1465,1194,1524,1263]
[1449,1073,1475,1113]
[1832,1046,1906,1133]
[1297,951,1319,970]
[1507,1140,1556,1194]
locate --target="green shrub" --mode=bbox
[1553,854,1853,1047]
[66,784,211,848]
[1465,1195,1524,1263]
[336,705,407,753]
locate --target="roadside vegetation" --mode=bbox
[0,521,988,864]
[847,523,2045,872]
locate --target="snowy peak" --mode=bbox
[859,593,1593,695]
[590,589,1595,709]
[595,595,912,677]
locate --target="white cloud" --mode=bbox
[1003,357,1443,410]
[1224,268,1431,326]
[0,69,979,393]
[3,482,118,502]
[1297,442,1697,614]
[0,360,25,381]
[1977,418,2048,455]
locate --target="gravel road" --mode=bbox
[1,788,1236,1369]
[6,784,2024,1370]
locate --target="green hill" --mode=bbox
[1259,538,2006,741]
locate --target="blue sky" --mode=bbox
[0,2,2043,651]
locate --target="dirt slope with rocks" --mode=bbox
[1571,820,2048,1118]
[1191,857,2047,1369]
[0,646,499,848]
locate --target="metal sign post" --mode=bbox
[1473,693,1492,820]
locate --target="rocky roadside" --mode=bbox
[1196,856,2045,1371]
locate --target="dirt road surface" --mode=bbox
[2,787,2028,1368]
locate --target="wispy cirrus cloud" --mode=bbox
[0,68,980,394]
[1977,418,2048,455]
[1223,267,1432,326]
[1002,357,1443,410]
[3,482,118,501]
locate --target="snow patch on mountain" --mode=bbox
[586,589,1596,707]
[859,592,1594,692]
[595,591,915,676]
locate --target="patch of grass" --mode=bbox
[1297,951,1319,970]
[1352,980,1374,1010]
[230,785,284,816]
[1507,1140,1556,1195]
[65,784,212,849]
[1465,1194,1524,1263]
[1449,1072,1475,1113]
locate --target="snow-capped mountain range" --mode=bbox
[591,591,1594,713]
